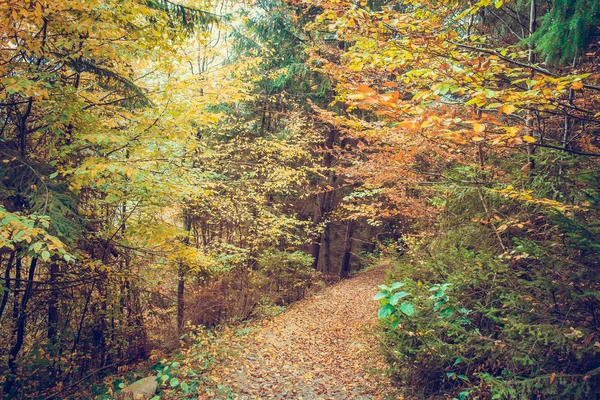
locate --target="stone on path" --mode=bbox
[120,376,158,400]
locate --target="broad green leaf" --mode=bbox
[378,304,395,318]
[169,377,179,387]
[398,302,415,316]
[440,306,454,318]
[389,291,410,305]
[373,292,387,301]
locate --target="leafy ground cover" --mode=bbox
[196,266,396,399]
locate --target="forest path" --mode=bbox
[202,266,397,400]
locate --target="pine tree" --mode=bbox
[528,0,600,65]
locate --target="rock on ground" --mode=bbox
[120,376,158,399]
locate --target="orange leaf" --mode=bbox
[356,84,375,94]
[571,81,584,90]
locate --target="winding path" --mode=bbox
[203,266,397,399]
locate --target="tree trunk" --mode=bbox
[177,210,192,338]
[317,127,337,273]
[526,0,537,168]
[320,216,332,274]
[48,262,59,343]
[177,267,185,337]
[309,194,323,269]
[4,256,37,394]
[0,251,15,321]
[339,221,354,278]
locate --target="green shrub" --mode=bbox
[376,188,600,399]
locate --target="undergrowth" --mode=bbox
[376,156,600,399]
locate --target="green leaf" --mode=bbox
[440,306,454,318]
[161,374,169,382]
[453,357,462,366]
[41,250,50,262]
[378,304,395,318]
[429,290,444,299]
[398,302,415,316]
[434,296,449,311]
[389,291,410,305]
[390,282,404,290]
[180,382,189,392]
[169,377,179,387]
[373,292,387,301]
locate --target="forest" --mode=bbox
[1,0,599,399]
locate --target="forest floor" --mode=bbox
[200,265,398,400]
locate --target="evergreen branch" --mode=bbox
[147,0,226,29]
[68,59,153,106]
[531,143,600,158]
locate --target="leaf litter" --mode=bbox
[201,266,398,399]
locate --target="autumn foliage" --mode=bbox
[2,0,600,398]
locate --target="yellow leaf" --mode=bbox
[496,224,508,233]
[502,104,517,115]
[522,135,536,143]
[473,123,485,132]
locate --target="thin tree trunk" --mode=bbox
[177,267,185,337]
[48,262,59,342]
[177,210,192,337]
[320,217,332,274]
[526,0,537,168]
[0,251,15,321]
[309,194,323,269]
[528,0,536,64]
[4,256,38,394]
[339,221,354,278]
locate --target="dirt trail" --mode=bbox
[205,266,397,399]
